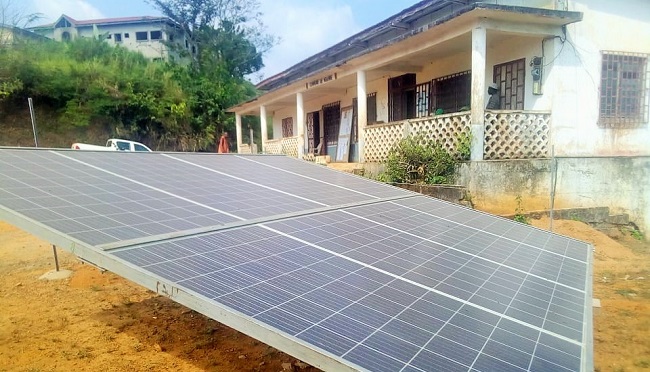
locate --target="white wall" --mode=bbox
[456,156,650,236]
[547,0,650,156]
[43,22,188,61]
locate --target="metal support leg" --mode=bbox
[52,244,60,272]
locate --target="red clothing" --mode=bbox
[217,135,229,153]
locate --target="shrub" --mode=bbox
[381,135,457,184]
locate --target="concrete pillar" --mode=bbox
[260,105,268,153]
[470,26,487,161]
[296,92,305,158]
[235,113,243,154]
[357,70,368,163]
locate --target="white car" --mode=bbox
[71,139,152,152]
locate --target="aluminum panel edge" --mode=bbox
[0,206,361,372]
[582,244,595,372]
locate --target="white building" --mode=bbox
[28,15,193,61]
[230,0,650,235]
[0,24,46,45]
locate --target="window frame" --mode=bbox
[135,31,148,42]
[150,30,162,40]
[599,51,649,128]
[431,70,471,114]
[281,117,294,138]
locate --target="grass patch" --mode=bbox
[615,289,638,298]
[634,359,650,368]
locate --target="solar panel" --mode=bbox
[0,148,593,372]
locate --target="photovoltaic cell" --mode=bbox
[0,149,592,372]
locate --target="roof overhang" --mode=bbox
[229,2,582,116]
[28,15,178,31]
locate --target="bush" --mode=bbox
[381,135,457,184]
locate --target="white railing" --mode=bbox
[263,136,300,158]
[364,111,551,162]
[484,110,551,160]
[364,111,471,162]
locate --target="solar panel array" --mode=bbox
[0,148,592,372]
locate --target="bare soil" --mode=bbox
[0,218,648,372]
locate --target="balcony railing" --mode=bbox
[364,111,472,162]
[258,111,551,162]
[262,136,300,158]
[483,110,550,160]
[364,110,551,162]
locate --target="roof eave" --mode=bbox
[253,3,582,93]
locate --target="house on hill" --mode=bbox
[229,0,650,236]
[28,15,193,61]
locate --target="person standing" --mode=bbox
[217,132,230,153]
[486,82,501,110]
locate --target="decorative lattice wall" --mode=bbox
[408,112,471,161]
[281,137,299,158]
[263,137,299,158]
[363,112,471,162]
[484,111,551,160]
[263,139,282,155]
[363,122,405,162]
[238,144,252,154]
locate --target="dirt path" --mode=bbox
[0,219,648,371]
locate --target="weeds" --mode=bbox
[513,195,530,224]
[629,228,644,241]
[615,289,638,298]
[635,359,650,368]
[455,131,472,160]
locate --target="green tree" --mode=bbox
[147,0,275,73]
[148,0,274,139]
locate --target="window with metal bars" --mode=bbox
[281,117,293,137]
[493,59,525,110]
[431,71,471,113]
[351,92,378,143]
[599,51,649,128]
[323,101,341,148]
[415,82,431,117]
[367,92,377,124]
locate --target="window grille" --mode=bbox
[599,51,649,128]
[415,82,431,118]
[323,101,341,147]
[432,70,471,113]
[367,92,377,124]
[281,117,293,137]
[493,58,525,110]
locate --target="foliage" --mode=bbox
[0,34,258,150]
[380,135,457,184]
[629,227,644,241]
[513,195,530,224]
[0,77,22,100]
[0,0,273,151]
[147,0,276,77]
[455,131,472,160]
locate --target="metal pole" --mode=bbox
[549,146,557,232]
[28,98,39,147]
[52,244,60,272]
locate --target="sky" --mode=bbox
[22,0,422,81]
